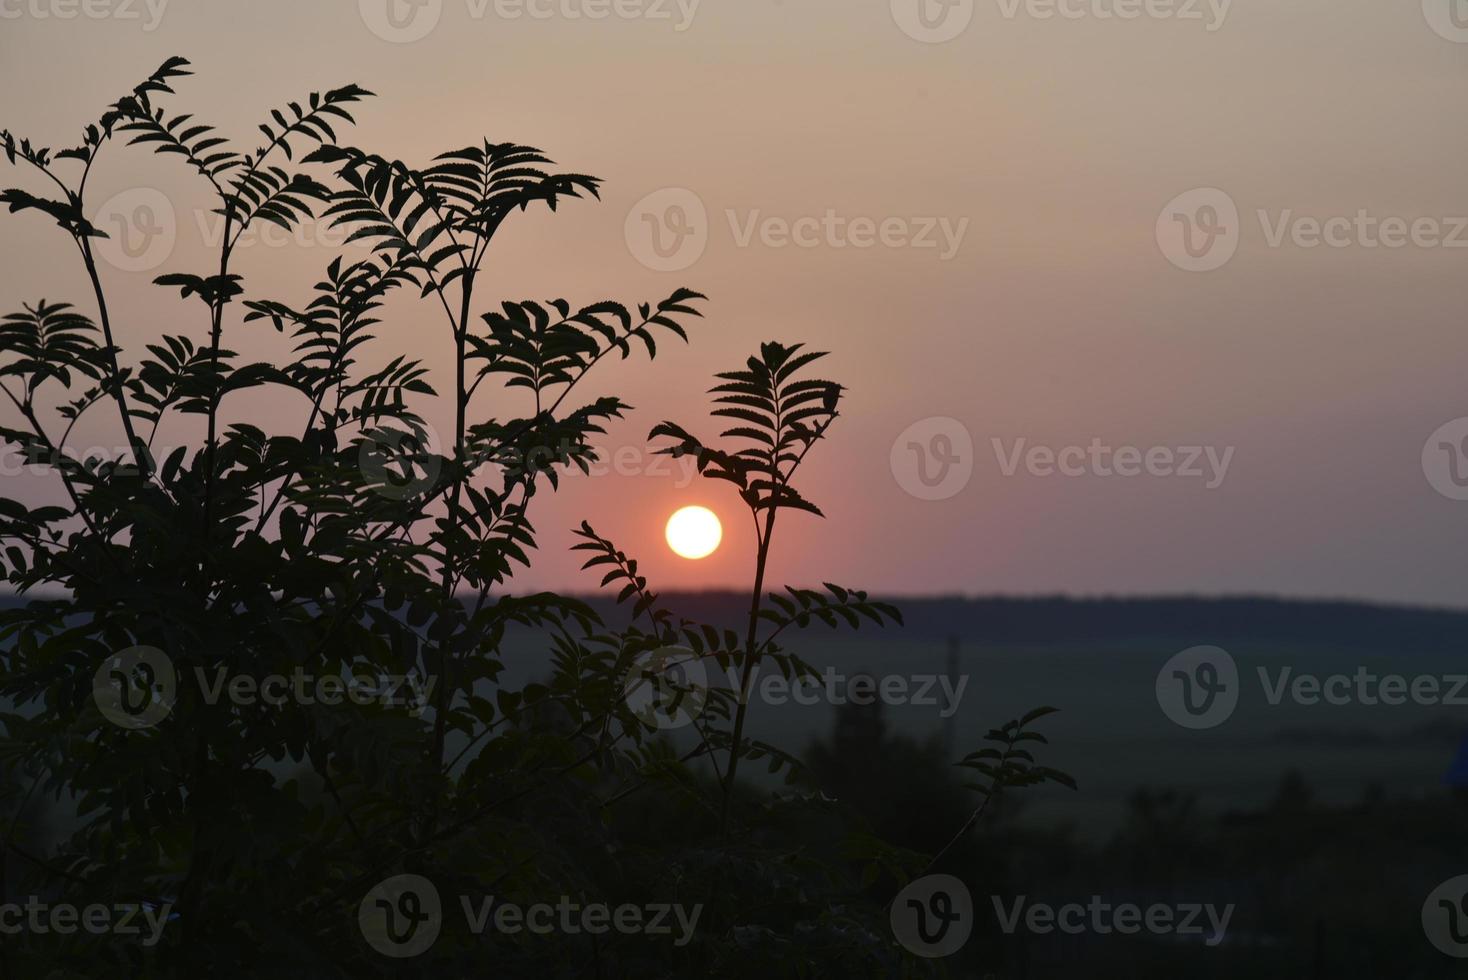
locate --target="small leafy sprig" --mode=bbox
[958,705,1077,797]
[917,706,1077,876]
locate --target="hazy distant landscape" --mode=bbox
[500,593,1468,834]
[493,592,1468,975]
[18,590,1462,834]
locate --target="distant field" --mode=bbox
[498,594,1468,836]
[10,593,1465,837]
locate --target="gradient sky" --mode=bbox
[3,0,1468,605]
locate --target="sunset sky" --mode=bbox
[3,0,1468,605]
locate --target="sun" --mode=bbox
[665,506,722,560]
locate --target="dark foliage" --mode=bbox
[0,60,1069,977]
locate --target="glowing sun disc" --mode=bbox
[665,506,722,560]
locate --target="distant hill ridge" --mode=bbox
[5,594,1465,652]
[561,593,1468,652]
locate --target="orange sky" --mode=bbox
[3,1,1468,604]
